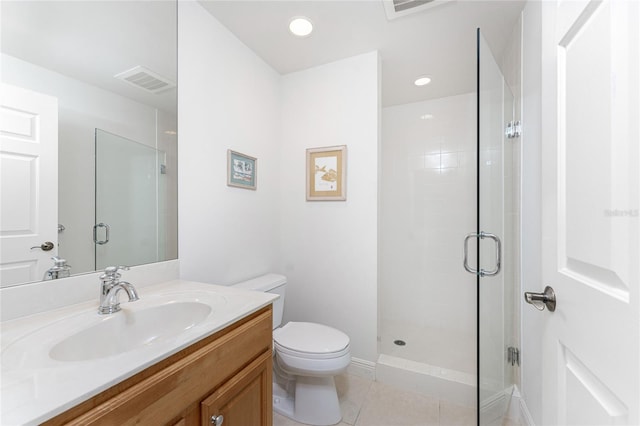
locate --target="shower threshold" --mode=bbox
[375,353,476,407]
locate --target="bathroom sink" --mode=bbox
[49,301,212,362]
[1,280,280,426]
[1,289,231,369]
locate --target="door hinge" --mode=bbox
[505,120,522,139]
[507,346,520,366]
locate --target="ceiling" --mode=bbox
[200,0,526,107]
[2,1,525,111]
[1,1,177,113]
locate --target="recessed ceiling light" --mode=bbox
[414,76,432,86]
[420,114,434,120]
[289,17,313,37]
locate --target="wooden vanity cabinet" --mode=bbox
[43,306,273,426]
[200,351,272,425]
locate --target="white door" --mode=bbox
[540,0,639,424]
[0,84,58,286]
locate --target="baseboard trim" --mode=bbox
[506,385,535,426]
[519,394,535,426]
[348,357,376,380]
[481,390,508,425]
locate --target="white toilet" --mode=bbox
[233,274,351,426]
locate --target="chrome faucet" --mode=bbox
[98,266,139,315]
[43,256,72,280]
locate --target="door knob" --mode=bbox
[524,286,556,312]
[211,414,224,425]
[31,241,54,251]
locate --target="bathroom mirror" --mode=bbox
[0,1,178,288]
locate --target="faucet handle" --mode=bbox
[101,265,129,280]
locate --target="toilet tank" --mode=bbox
[232,274,286,329]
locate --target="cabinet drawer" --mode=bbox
[52,308,272,426]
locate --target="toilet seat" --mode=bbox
[274,322,349,357]
[273,322,351,377]
[275,341,351,360]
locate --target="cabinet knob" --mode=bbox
[211,414,224,425]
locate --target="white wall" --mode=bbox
[1,54,176,276]
[279,52,380,363]
[177,1,282,285]
[178,3,380,362]
[521,1,543,423]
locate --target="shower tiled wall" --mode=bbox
[380,93,476,371]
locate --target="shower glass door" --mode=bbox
[95,129,166,270]
[477,29,516,425]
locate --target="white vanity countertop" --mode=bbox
[0,279,277,425]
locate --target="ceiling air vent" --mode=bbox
[114,66,176,94]
[383,0,452,20]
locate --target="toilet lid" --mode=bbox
[273,322,350,354]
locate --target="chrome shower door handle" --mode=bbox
[463,232,502,277]
[93,223,110,245]
[463,233,479,275]
[480,232,501,277]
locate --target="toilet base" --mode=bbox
[273,376,342,426]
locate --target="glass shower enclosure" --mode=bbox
[94,129,167,270]
[476,29,519,425]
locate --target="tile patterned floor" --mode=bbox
[273,373,521,426]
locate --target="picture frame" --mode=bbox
[306,145,347,201]
[227,150,257,190]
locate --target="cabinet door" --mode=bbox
[201,351,272,426]
[169,403,200,426]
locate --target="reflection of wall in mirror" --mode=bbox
[1,53,178,280]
